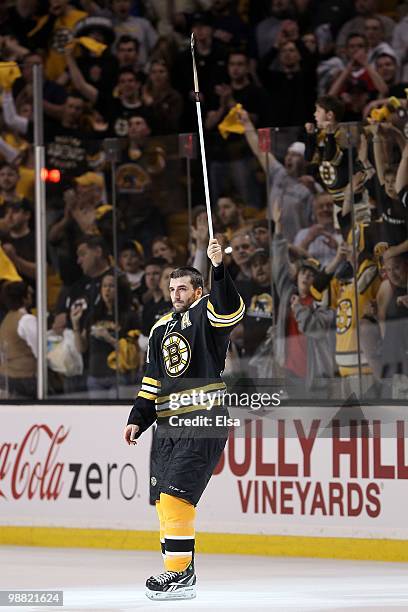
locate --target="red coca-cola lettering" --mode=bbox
[0,424,69,500]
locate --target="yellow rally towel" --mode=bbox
[0,62,22,91]
[76,37,107,56]
[107,331,140,373]
[95,204,112,220]
[75,171,105,188]
[0,244,22,282]
[218,103,245,139]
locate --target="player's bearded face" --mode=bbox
[169,277,202,313]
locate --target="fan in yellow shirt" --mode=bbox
[28,0,87,81]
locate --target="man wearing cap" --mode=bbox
[294,193,342,267]
[235,248,274,362]
[240,109,314,242]
[71,16,118,98]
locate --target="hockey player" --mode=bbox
[123,237,244,600]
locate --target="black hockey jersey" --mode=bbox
[127,263,245,434]
[305,127,356,206]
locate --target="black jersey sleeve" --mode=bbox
[323,132,343,165]
[206,262,245,332]
[126,329,160,436]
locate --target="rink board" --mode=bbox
[0,403,408,561]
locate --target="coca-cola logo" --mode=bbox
[0,424,138,502]
[0,424,69,501]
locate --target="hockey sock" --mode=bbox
[155,500,166,560]
[160,493,195,572]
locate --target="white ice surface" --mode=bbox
[0,547,407,611]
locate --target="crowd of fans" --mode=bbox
[0,0,408,401]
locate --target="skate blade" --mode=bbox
[145,585,196,601]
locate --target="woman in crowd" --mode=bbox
[0,281,36,398]
[70,272,140,396]
[151,235,180,264]
[141,59,183,134]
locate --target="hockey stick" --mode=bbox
[191,32,214,240]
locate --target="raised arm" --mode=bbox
[239,107,277,173]
[64,44,98,104]
[271,200,294,297]
[206,238,245,332]
[396,141,408,196]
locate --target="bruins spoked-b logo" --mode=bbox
[319,161,337,188]
[336,299,352,334]
[162,332,191,377]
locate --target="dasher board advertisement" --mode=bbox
[0,404,407,539]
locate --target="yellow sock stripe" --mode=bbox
[207,297,244,319]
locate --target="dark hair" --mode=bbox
[117,35,140,51]
[90,272,132,324]
[217,193,245,207]
[1,281,29,310]
[117,67,140,80]
[150,58,170,72]
[144,257,167,269]
[151,235,177,252]
[0,162,18,173]
[170,267,204,290]
[76,235,110,260]
[4,199,32,216]
[316,95,345,121]
[365,15,384,29]
[346,32,368,47]
[227,48,249,62]
[384,165,398,178]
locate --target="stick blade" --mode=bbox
[190,32,195,52]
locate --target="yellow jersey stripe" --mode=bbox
[155,382,227,404]
[157,400,223,418]
[209,313,245,328]
[207,297,244,320]
[149,312,173,337]
[138,390,157,401]
[142,376,161,387]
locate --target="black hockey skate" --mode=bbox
[145,562,196,600]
